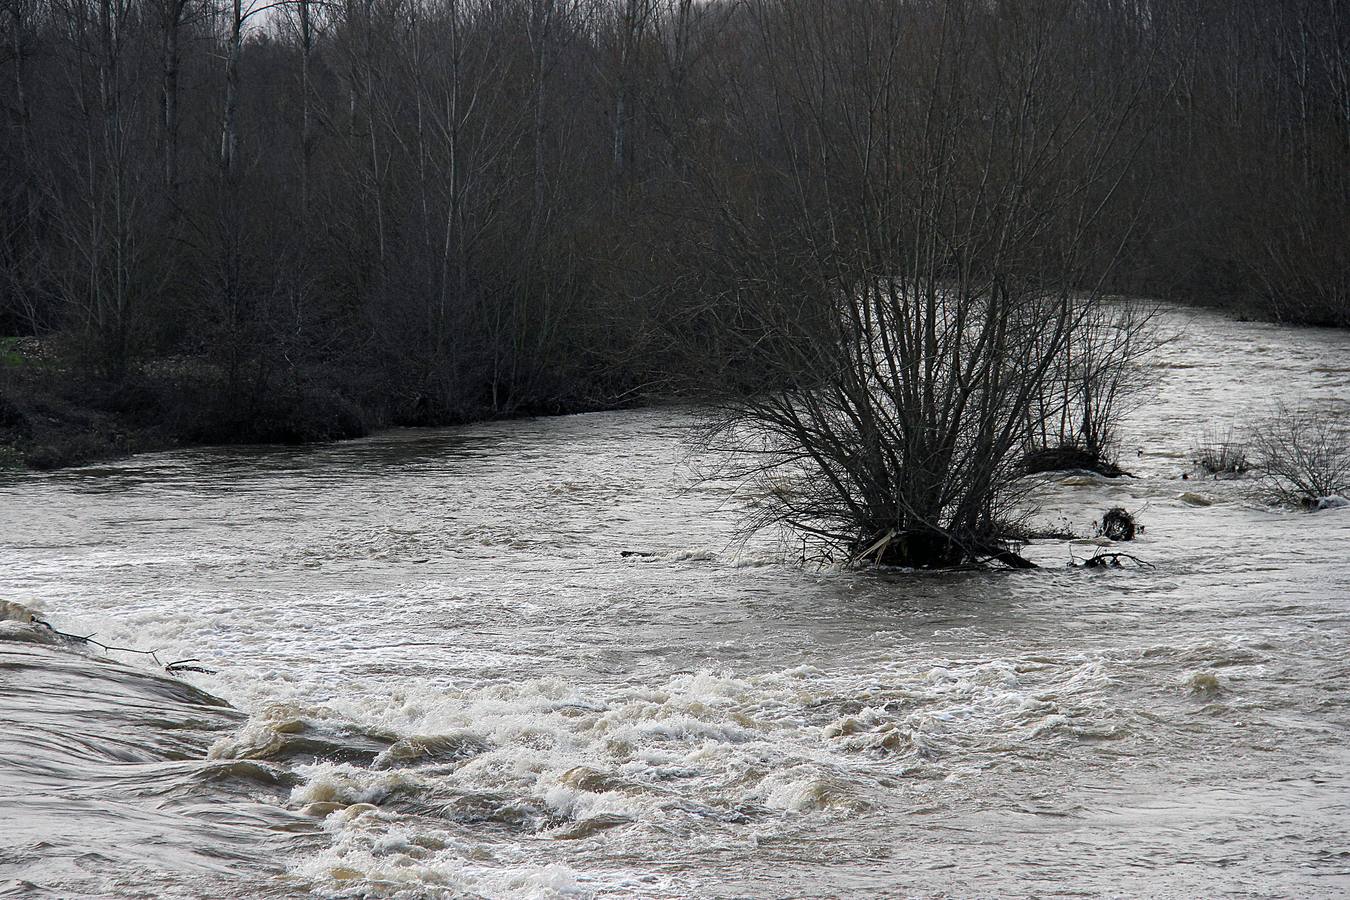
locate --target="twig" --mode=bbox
[165,658,217,674]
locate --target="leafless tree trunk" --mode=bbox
[298,0,314,221]
[220,0,241,177]
[611,0,648,182]
[158,0,187,198]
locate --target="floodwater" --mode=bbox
[2,305,1348,899]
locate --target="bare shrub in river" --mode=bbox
[1250,406,1350,509]
[1024,302,1161,477]
[1192,427,1252,477]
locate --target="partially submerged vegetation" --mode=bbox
[1184,410,1349,511]
[1249,407,1350,509]
[1021,446,1131,479]
[1099,508,1139,542]
[1192,428,1252,478]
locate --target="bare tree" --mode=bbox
[686,0,1156,568]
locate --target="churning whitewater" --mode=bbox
[3,305,1349,899]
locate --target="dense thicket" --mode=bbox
[0,0,1345,457]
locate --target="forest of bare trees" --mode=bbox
[0,0,1346,468]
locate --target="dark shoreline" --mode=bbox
[0,354,651,473]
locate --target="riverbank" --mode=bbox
[1169,289,1350,329]
[0,338,646,472]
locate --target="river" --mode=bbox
[2,305,1349,898]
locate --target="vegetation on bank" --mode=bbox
[0,336,636,469]
[0,352,368,470]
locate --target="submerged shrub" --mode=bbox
[1250,406,1350,509]
[1099,507,1138,542]
[1025,303,1161,477]
[1021,444,1130,478]
[1192,427,1251,477]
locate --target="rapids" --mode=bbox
[2,305,1349,898]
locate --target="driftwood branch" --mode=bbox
[32,617,217,675]
[1081,551,1151,569]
